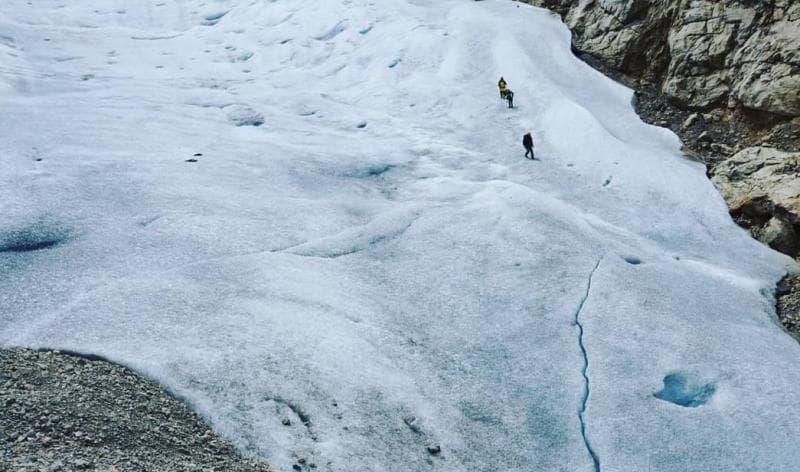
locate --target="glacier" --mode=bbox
[1,0,799,470]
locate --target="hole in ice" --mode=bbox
[269,397,312,428]
[224,104,265,127]
[315,21,347,41]
[131,34,181,41]
[203,10,230,26]
[358,164,395,177]
[403,415,422,434]
[139,216,161,227]
[0,35,15,48]
[623,255,642,265]
[0,231,61,254]
[235,51,253,62]
[654,373,715,408]
[0,223,72,253]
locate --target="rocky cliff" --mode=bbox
[712,147,800,255]
[524,0,800,259]
[528,0,800,119]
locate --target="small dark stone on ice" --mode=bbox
[426,443,441,455]
[293,465,302,471]
[282,418,292,426]
[356,121,367,128]
[298,457,306,464]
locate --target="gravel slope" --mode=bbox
[0,349,274,472]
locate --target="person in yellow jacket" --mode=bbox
[498,76,514,108]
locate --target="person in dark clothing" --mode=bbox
[523,132,535,159]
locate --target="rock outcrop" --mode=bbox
[710,147,800,256]
[527,0,800,119]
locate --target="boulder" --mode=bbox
[710,147,800,255]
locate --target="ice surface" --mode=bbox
[1,1,799,471]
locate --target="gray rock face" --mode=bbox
[528,0,800,118]
[733,15,800,116]
[710,147,800,255]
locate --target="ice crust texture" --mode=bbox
[1,1,799,471]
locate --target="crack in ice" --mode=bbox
[575,258,602,472]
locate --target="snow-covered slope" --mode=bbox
[1,1,798,470]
